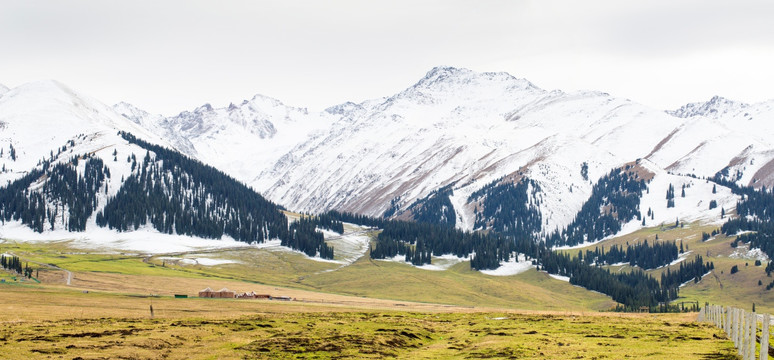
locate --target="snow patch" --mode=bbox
[0,220,251,254]
[548,273,570,282]
[729,244,769,262]
[191,257,239,266]
[668,251,693,267]
[322,226,371,265]
[480,254,534,276]
[158,256,239,266]
[377,253,470,271]
[616,164,739,237]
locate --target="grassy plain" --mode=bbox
[1,235,615,311]
[561,221,774,314]
[0,283,738,359]
[0,223,754,359]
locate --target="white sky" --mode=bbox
[1,0,773,116]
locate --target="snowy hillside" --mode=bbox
[254,67,682,233]
[247,67,772,237]
[0,80,170,186]
[0,82,330,257]
[663,97,774,188]
[113,95,335,183]
[617,160,738,239]
[668,96,749,119]
[4,68,773,250]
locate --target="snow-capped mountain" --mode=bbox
[106,66,772,237]
[667,95,750,119]
[113,95,335,182]
[5,67,772,244]
[0,81,322,256]
[253,66,742,233]
[661,97,774,188]
[0,80,171,186]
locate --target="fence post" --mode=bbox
[737,308,743,353]
[762,313,770,360]
[731,308,739,347]
[739,309,749,359]
[746,310,752,359]
[747,312,758,360]
[743,309,749,359]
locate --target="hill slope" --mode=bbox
[110,67,774,243]
[0,82,329,257]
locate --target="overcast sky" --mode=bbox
[1,0,773,115]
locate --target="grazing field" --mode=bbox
[0,236,615,312]
[563,221,774,314]
[0,223,757,359]
[0,284,738,359]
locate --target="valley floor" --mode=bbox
[0,285,738,359]
[0,220,765,359]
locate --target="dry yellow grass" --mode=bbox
[0,286,738,360]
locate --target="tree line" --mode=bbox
[578,239,680,270]
[469,178,542,237]
[403,185,457,227]
[324,209,711,309]
[0,155,107,232]
[0,255,33,278]
[547,167,648,247]
[715,172,774,274]
[0,132,335,260]
[98,132,333,259]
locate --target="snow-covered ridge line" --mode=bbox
[3,68,774,254]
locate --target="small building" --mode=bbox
[214,287,235,298]
[235,292,272,299]
[199,287,236,298]
[198,287,214,298]
[174,294,188,299]
[235,291,256,299]
[271,296,293,301]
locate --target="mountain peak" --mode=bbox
[668,95,749,119]
[388,66,540,107]
[4,80,76,101]
[195,103,214,113]
[324,101,363,116]
[112,102,163,127]
[423,66,468,80]
[249,93,285,107]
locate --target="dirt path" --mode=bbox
[7,251,72,285]
[712,271,723,289]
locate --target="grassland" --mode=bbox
[0,283,739,360]
[0,234,615,311]
[0,222,761,359]
[560,221,774,314]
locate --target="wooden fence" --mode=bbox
[698,304,772,360]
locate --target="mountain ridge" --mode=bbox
[3,68,772,244]
[104,67,773,237]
